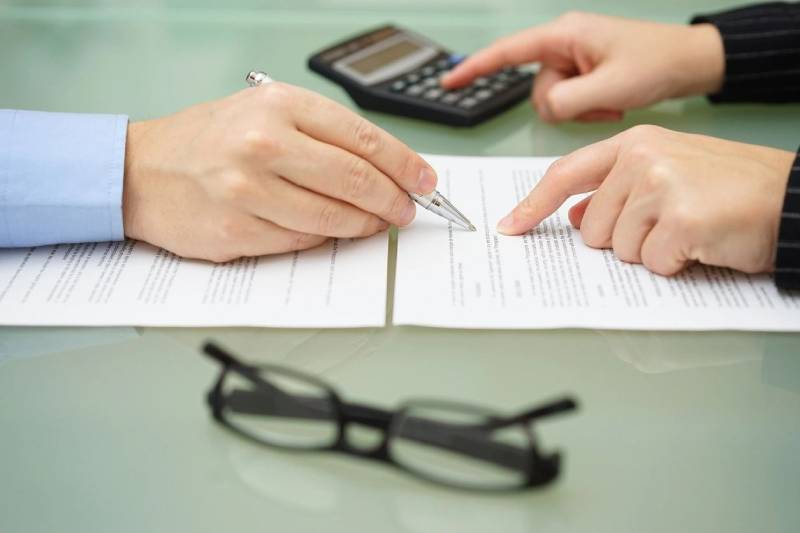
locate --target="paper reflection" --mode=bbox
[599,330,763,373]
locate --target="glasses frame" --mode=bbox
[203,341,577,492]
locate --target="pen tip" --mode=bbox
[468,224,477,232]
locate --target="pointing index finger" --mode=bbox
[496,137,620,235]
[442,25,563,88]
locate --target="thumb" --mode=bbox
[545,66,627,121]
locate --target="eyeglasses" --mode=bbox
[202,342,578,491]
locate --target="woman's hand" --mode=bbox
[497,126,794,275]
[442,12,725,122]
[122,83,437,262]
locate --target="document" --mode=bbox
[0,236,387,328]
[394,155,800,331]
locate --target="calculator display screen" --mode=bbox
[347,39,423,75]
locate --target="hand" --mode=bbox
[496,126,795,276]
[442,12,725,122]
[122,83,438,262]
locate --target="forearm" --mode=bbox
[0,109,128,247]
[775,147,800,289]
[692,2,800,103]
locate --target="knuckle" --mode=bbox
[640,162,674,193]
[345,158,374,200]
[516,195,538,217]
[352,119,382,156]
[613,242,641,264]
[490,35,512,52]
[665,205,701,234]
[581,227,602,248]
[316,202,343,234]
[669,204,703,233]
[548,157,568,176]
[626,140,658,163]
[580,221,609,249]
[558,10,589,25]
[242,130,284,158]
[642,255,673,277]
[291,231,322,251]
[208,249,238,264]
[219,171,253,204]
[258,82,293,106]
[626,124,664,141]
[395,149,416,181]
[217,215,248,243]
[387,191,411,220]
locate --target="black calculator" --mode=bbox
[308,25,534,127]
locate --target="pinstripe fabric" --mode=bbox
[776,152,800,289]
[692,2,800,103]
[693,3,800,289]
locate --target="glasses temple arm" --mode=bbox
[492,397,578,429]
[203,342,240,367]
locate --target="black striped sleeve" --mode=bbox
[776,148,800,289]
[691,2,800,103]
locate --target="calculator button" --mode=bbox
[422,77,439,88]
[423,88,443,100]
[405,84,425,96]
[390,80,407,92]
[436,59,450,69]
[405,73,421,84]
[474,89,493,101]
[421,66,436,77]
[491,82,508,92]
[474,77,490,87]
[441,93,461,105]
[458,97,479,109]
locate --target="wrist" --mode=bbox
[122,120,154,241]
[675,24,725,97]
[764,148,796,265]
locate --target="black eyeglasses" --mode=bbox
[203,341,578,491]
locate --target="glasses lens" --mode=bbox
[219,366,339,449]
[389,403,532,490]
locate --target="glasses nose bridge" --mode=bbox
[338,403,395,457]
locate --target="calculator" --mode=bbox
[308,25,534,127]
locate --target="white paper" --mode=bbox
[394,155,800,331]
[0,236,387,328]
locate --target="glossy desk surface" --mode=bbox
[1,1,798,532]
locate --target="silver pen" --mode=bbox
[245,70,477,232]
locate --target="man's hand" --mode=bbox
[496,126,795,275]
[122,83,438,262]
[442,12,725,122]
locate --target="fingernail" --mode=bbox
[400,201,416,226]
[417,167,437,194]
[496,213,515,234]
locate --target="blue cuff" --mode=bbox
[0,109,128,247]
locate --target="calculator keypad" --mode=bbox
[388,56,532,111]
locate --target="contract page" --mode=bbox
[394,155,800,330]
[0,236,388,328]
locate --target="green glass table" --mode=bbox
[1,2,798,532]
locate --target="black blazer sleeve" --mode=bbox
[776,150,800,290]
[692,3,800,290]
[692,2,800,103]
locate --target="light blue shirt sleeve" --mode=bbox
[0,109,128,247]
